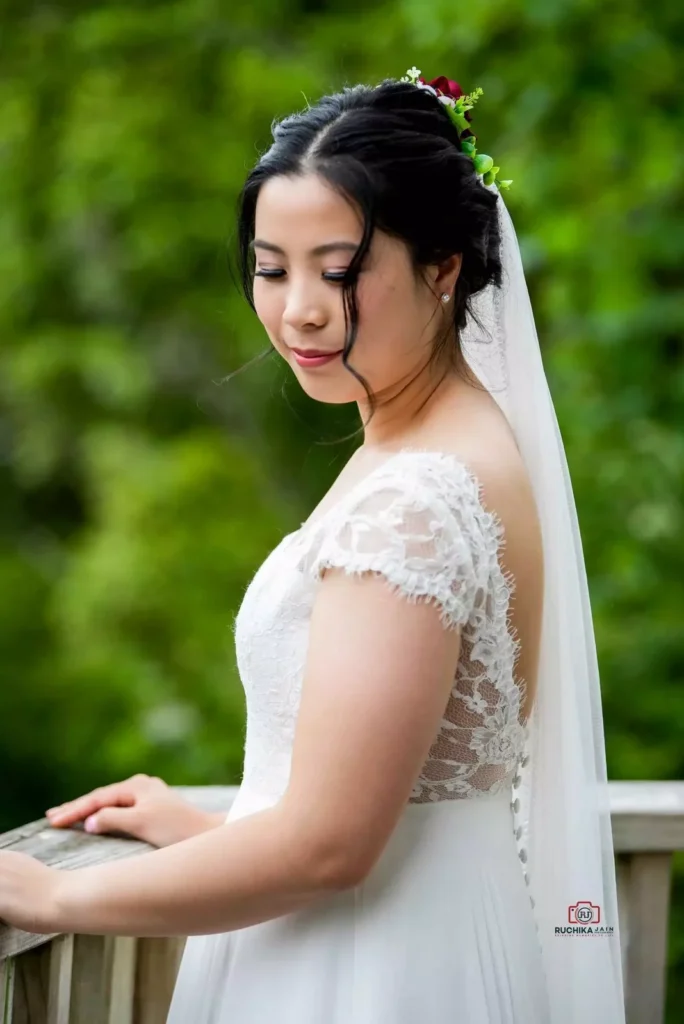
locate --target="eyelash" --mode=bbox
[254,270,348,283]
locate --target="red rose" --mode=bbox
[421,75,464,101]
[418,74,472,130]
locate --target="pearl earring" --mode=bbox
[441,293,450,303]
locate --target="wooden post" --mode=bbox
[70,936,137,1024]
[11,942,54,1024]
[1,956,15,1023]
[47,936,74,1024]
[619,853,673,1024]
[134,938,186,1024]
[615,853,631,996]
[106,937,137,1024]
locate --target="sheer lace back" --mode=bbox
[302,450,529,803]
[233,449,529,808]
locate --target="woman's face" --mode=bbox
[252,172,453,405]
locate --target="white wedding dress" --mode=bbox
[166,448,552,1023]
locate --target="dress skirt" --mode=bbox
[166,784,551,1023]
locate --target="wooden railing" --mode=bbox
[612,782,684,1023]
[1,782,683,1024]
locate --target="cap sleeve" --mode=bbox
[307,453,496,632]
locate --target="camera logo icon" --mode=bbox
[568,901,601,925]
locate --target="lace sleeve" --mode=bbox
[307,456,492,632]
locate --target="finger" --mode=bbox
[46,785,136,827]
[84,806,140,838]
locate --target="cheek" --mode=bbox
[253,282,284,344]
[356,274,420,356]
[360,265,415,323]
[253,279,275,321]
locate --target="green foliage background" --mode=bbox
[1,0,682,1013]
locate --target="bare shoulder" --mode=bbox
[417,391,536,525]
[468,436,539,540]
[402,395,542,595]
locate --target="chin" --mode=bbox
[288,370,356,405]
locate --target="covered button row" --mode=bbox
[510,756,533,908]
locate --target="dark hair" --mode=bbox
[232,78,502,438]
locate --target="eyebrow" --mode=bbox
[250,239,359,257]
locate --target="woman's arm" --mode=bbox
[49,564,463,938]
[8,465,478,940]
[53,799,349,937]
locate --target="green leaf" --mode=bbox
[474,153,494,174]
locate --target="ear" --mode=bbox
[431,253,462,300]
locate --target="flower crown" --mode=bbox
[400,67,512,191]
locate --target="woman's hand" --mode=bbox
[45,774,225,848]
[0,850,61,933]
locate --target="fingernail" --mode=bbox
[84,816,98,833]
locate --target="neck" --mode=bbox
[357,353,477,452]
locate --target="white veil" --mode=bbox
[460,190,626,1022]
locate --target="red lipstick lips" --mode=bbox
[290,348,343,368]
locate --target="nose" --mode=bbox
[282,280,328,331]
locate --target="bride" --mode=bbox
[1,69,625,1022]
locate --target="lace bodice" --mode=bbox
[233,449,529,807]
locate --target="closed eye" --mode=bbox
[254,270,351,283]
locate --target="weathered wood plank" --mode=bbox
[69,935,137,1024]
[107,937,137,1024]
[47,935,73,1024]
[70,936,108,1024]
[1,957,15,1022]
[11,942,50,1023]
[133,938,186,1024]
[615,853,631,995]
[0,788,237,961]
[6,936,74,1024]
[620,852,673,1024]
[609,781,684,852]
[0,827,148,962]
